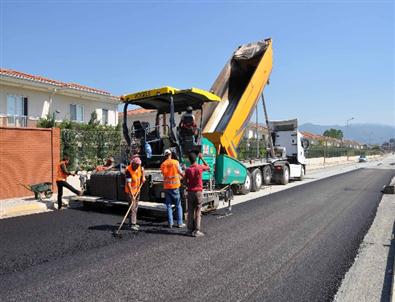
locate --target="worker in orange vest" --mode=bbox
[56,155,82,210]
[160,149,185,228]
[125,156,145,231]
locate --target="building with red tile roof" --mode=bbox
[1,68,120,127]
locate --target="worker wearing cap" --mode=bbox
[56,155,82,210]
[160,149,185,228]
[125,156,145,231]
[180,106,196,129]
[95,157,115,172]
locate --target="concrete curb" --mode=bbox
[0,202,49,219]
[391,254,395,302]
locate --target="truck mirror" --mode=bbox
[301,138,310,150]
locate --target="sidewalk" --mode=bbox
[0,177,81,219]
[334,176,395,302]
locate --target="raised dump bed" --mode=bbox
[202,39,273,157]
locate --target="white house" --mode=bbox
[0,68,119,127]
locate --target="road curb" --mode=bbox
[0,202,49,219]
[391,254,395,302]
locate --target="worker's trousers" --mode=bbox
[56,181,80,209]
[126,194,139,225]
[187,191,203,232]
[164,188,183,226]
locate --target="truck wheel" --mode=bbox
[240,172,252,195]
[297,166,305,181]
[279,166,289,185]
[44,190,53,199]
[262,165,272,185]
[251,169,262,192]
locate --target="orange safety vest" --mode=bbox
[125,165,142,195]
[56,160,68,181]
[160,159,181,189]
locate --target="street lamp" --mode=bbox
[345,117,354,160]
[346,117,354,132]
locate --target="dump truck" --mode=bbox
[75,38,309,211]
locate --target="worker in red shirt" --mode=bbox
[184,152,210,237]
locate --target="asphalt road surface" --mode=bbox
[0,167,394,302]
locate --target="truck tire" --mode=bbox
[251,169,262,192]
[262,165,272,185]
[240,171,252,195]
[296,166,305,181]
[279,166,289,185]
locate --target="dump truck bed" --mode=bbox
[202,39,273,158]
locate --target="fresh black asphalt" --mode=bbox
[0,168,393,301]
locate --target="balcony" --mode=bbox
[0,114,38,128]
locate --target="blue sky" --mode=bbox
[1,0,394,126]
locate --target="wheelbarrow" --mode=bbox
[20,182,53,201]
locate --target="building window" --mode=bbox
[7,94,28,126]
[70,104,84,122]
[102,109,108,125]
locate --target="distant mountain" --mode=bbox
[299,123,395,145]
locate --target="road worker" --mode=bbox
[185,152,210,237]
[160,149,185,228]
[56,155,82,210]
[125,156,145,231]
[179,106,198,149]
[95,157,115,172]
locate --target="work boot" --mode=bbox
[193,231,205,237]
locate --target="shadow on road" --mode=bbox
[381,220,395,302]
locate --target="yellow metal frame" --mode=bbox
[122,86,221,103]
[203,39,273,158]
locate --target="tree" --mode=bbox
[323,128,343,140]
[88,111,100,126]
[37,113,56,128]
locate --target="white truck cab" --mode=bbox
[269,119,309,179]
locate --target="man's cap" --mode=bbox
[164,149,172,156]
[186,106,193,112]
[131,156,141,165]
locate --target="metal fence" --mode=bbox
[305,145,381,158]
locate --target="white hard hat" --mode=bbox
[164,149,172,155]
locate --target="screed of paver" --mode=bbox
[334,177,395,302]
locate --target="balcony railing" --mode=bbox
[0,114,38,128]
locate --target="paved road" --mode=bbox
[0,167,393,302]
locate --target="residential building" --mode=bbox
[0,68,119,127]
[244,122,268,140]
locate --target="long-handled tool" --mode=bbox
[113,183,143,238]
